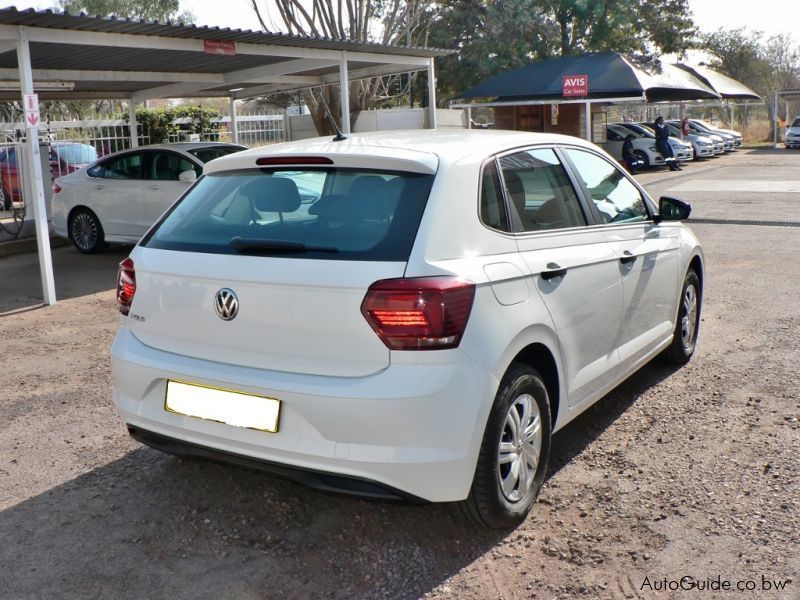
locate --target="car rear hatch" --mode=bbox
[124,149,438,378]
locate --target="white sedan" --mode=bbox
[53,142,245,253]
[111,130,703,528]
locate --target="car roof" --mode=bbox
[206,129,597,175]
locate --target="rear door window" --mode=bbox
[100,152,144,179]
[144,168,434,261]
[499,148,587,232]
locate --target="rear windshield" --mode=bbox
[143,168,434,261]
[187,146,244,164]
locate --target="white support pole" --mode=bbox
[229,96,239,144]
[585,101,591,142]
[17,28,56,306]
[128,98,138,148]
[427,58,438,129]
[773,92,779,147]
[339,53,350,134]
[466,106,472,129]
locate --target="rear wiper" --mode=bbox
[230,237,339,254]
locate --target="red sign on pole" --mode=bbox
[204,39,236,56]
[562,74,589,97]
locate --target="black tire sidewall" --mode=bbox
[665,269,701,364]
[472,365,552,528]
[633,150,650,169]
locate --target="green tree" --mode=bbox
[55,0,194,23]
[429,0,696,102]
[702,28,800,136]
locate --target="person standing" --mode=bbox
[681,117,690,138]
[622,134,643,174]
[654,116,681,171]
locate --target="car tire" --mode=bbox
[69,208,107,254]
[663,269,701,364]
[459,363,552,529]
[633,150,650,169]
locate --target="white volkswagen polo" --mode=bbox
[111,130,704,528]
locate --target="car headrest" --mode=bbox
[240,176,301,213]
[503,170,526,213]
[350,175,387,200]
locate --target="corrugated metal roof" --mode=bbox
[0,7,451,58]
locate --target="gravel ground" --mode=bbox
[0,148,798,599]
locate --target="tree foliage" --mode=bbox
[702,28,800,135]
[430,0,696,101]
[251,0,432,134]
[127,105,222,144]
[55,0,194,23]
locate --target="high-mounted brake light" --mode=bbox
[116,257,136,316]
[361,277,476,350]
[52,183,62,194]
[256,156,333,166]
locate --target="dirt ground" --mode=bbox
[0,149,798,599]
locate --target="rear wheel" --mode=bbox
[69,208,106,254]
[460,363,552,529]
[633,150,650,169]
[663,269,701,364]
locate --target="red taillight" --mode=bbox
[116,257,136,315]
[52,183,62,194]
[361,277,476,350]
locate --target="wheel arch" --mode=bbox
[512,343,561,430]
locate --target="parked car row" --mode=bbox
[605,119,743,172]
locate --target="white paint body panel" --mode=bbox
[111,130,704,502]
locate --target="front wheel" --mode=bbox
[69,208,107,254]
[663,269,701,364]
[459,363,552,529]
[633,150,650,169]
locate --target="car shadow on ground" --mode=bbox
[0,361,682,599]
[546,360,681,478]
[0,244,130,313]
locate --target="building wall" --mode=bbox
[493,103,606,142]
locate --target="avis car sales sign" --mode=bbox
[562,74,589,97]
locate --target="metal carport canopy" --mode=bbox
[0,7,450,306]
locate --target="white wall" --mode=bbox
[287,108,467,141]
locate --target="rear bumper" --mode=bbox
[111,326,496,502]
[128,425,427,503]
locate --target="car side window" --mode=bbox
[148,151,198,181]
[562,148,648,224]
[499,148,587,232]
[480,159,510,232]
[101,152,144,180]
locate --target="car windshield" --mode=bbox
[628,124,655,138]
[52,143,98,164]
[143,168,434,261]
[187,145,245,164]
[791,118,800,128]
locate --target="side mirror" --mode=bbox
[656,196,691,222]
[179,169,198,183]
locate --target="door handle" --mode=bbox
[540,262,567,280]
[620,251,637,265]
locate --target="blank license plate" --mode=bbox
[165,380,280,433]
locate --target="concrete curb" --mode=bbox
[0,235,69,259]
